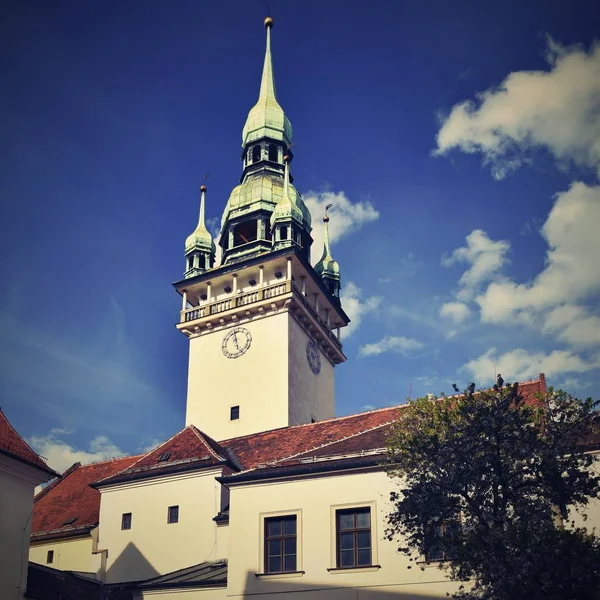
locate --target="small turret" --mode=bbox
[184,185,215,277]
[314,204,341,298]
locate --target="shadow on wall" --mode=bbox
[106,542,159,583]
[240,570,459,599]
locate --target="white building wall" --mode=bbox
[0,455,52,600]
[186,312,290,440]
[288,315,335,425]
[134,587,227,600]
[226,469,461,599]
[98,469,226,583]
[29,535,98,575]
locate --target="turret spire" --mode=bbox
[314,204,341,298]
[259,17,276,103]
[184,185,215,277]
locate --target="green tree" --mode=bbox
[385,382,600,600]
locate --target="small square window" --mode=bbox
[230,406,240,420]
[168,505,179,524]
[46,550,54,564]
[121,513,132,530]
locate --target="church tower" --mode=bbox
[174,17,349,441]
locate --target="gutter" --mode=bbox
[217,455,385,486]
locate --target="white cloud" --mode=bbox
[476,182,600,341]
[463,347,600,385]
[358,335,424,358]
[439,301,472,324]
[442,229,510,300]
[29,431,125,474]
[340,281,382,338]
[435,38,600,179]
[303,190,379,265]
[542,305,600,349]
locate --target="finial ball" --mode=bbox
[323,215,330,223]
[200,185,207,192]
[264,16,274,28]
[283,154,290,162]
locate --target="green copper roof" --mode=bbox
[314,215,340,279]
[221,173,311,230]
[241,21,292,148]
[186,187,215,254]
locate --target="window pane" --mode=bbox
[357,548,371,566]
[356,510,370,529]
[338,513,354,530]
[268,520,282,536]
[340,550,355,567]
[283,517,296,535]
[340,532,355,550]
[269,539,282,556]
[284,538,297,555]
[269,556,281,572]
[357,531,370,549]
[284,554,296,572]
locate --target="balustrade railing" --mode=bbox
[181,280,341,350]
[182,280,291,323]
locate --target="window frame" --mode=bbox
[424,518,461,562]
[258,509,303,577]
[121,512,132,530]
[230,405,240,421]
[46,550,54,564]
[167,505,179,524]
[329,501,378,572]
[336,508,372,568]
[264,515,297,574]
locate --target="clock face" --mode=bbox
[306,340,321,375]
[222,327,252,359]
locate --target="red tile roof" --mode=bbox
[31,454,141,540]
[32,376,549,535]
[0,408,57,476]
[93,426,228,487]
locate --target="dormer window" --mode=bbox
[268,144,278,162]
[252,145,262,163]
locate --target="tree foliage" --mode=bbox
[385,382,600,600]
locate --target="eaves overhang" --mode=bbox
[217,454,385,486]
[30,524,95,543]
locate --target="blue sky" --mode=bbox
[2,0,599,471]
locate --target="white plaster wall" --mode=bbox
[0,456,49,600]
[98,469,224,583]
[226,470,461,599]
[288,315,335,425]
[186,312,290,440]
[134,587,227,600]
[29,536,96,574]
[569,452,600,533]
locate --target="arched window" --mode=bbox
[188,255,195,271]
[252,145,262,163]
[268,144,278,162]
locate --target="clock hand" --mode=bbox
[232,332,239,350]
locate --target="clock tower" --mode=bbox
[173,17,349,441]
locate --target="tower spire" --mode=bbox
[259,17,276,103]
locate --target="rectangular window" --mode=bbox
[230,405,240,420]
[121,512,132,530]
[425,520,460,562]
[46,550,54,564]
[336,508,371,568]
[167,505,179,524]
[265,515,297,573]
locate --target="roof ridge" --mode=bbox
[219,403,407,445]
[78,453,143,468]
[240,419,399,474]
[189,426,226,461]
[34,462,81,503]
